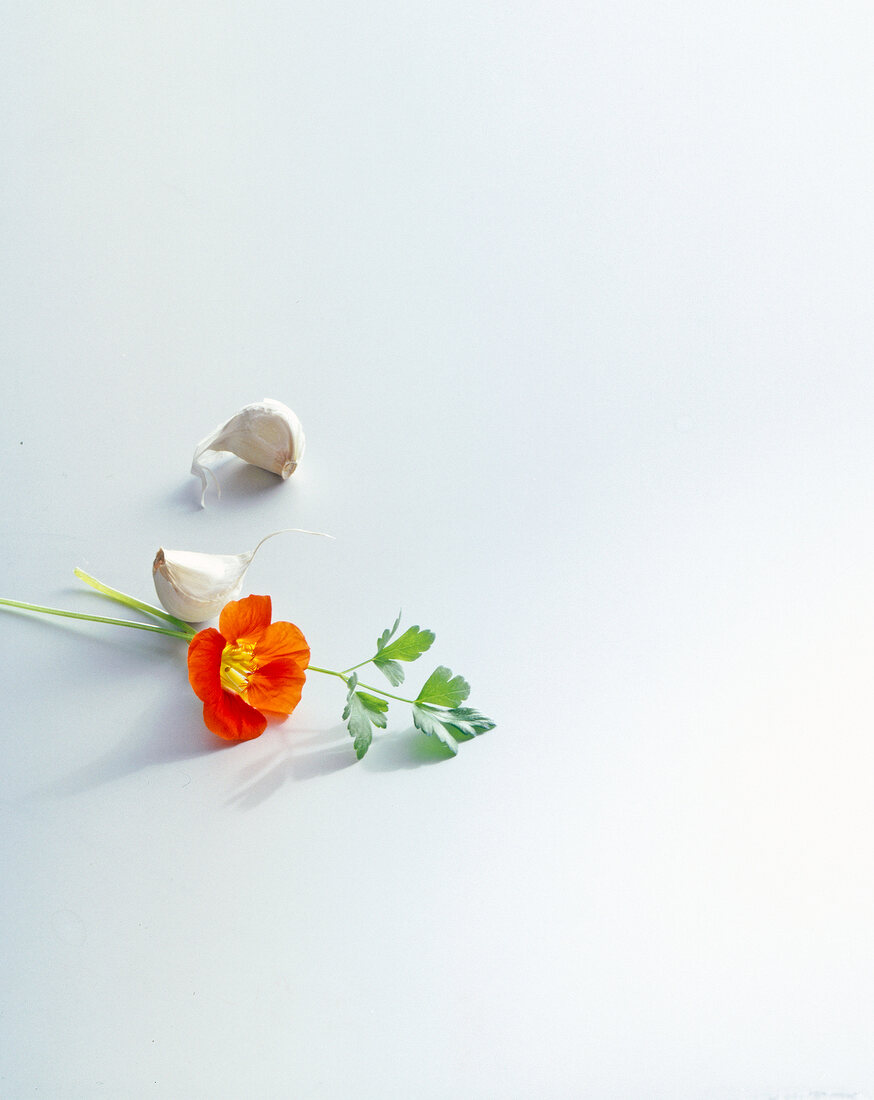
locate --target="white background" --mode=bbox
[2,3,874,1097]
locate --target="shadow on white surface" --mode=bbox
[166,460,299,513]
[360,726,458,771]
[31,697,458,807]
[225,723,357,809]
[36,694,224,797]
[223,723,455,809]
[222,722,458,809]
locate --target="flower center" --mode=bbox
[220,641,257,696]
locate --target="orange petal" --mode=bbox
[203,690,267,741]
[246,658,307,715]
[219,594,272,644]
[254,620,310,667]
[188,628,225,703]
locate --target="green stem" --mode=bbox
[308,664,417,705]
[340,657,375,675]
[74,568,195,635]
[0,598,193,640]
[356,681,417,705]
[308,664,348,683]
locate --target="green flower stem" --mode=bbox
[340,657,377,675]
[74,568,195,636]
[308,664,417,706]
[355,680,418,705]
[0,598,194,640]
[308,665,350,685]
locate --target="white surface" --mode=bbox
[2,3,874,1097]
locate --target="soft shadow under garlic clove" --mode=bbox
[191,398,306,507]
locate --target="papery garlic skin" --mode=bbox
[153,548,251,622]
[191,398,306,506]
[152,528,331,622]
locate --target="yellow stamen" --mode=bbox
[220,641,257,696]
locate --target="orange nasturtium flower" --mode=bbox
[1,568,494,758]
[187,593,310,741]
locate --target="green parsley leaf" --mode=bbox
[342,674,389,760]
[376,623,436,662]
[375,611,402,653]
[372,656,405,687]
[411,703,495,755]
[356,690,389,718]
[438,707,496,739]
[411,703,460,754]
[373,623,436,686]
[415,665,470,708]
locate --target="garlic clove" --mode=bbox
[152,528,332,622]
[153,548,250,622]
[191,398,306,506]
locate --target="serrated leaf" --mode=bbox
[373,622,434,686]
[411,704,459,755]
[437,707,495,740]
[375,625,435,664]
[411,703,495,755]
[415,665,471,708]
[356,691,389,725]
[342,676,389,759]
[375,611,402,653]
[373,657,405,686]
